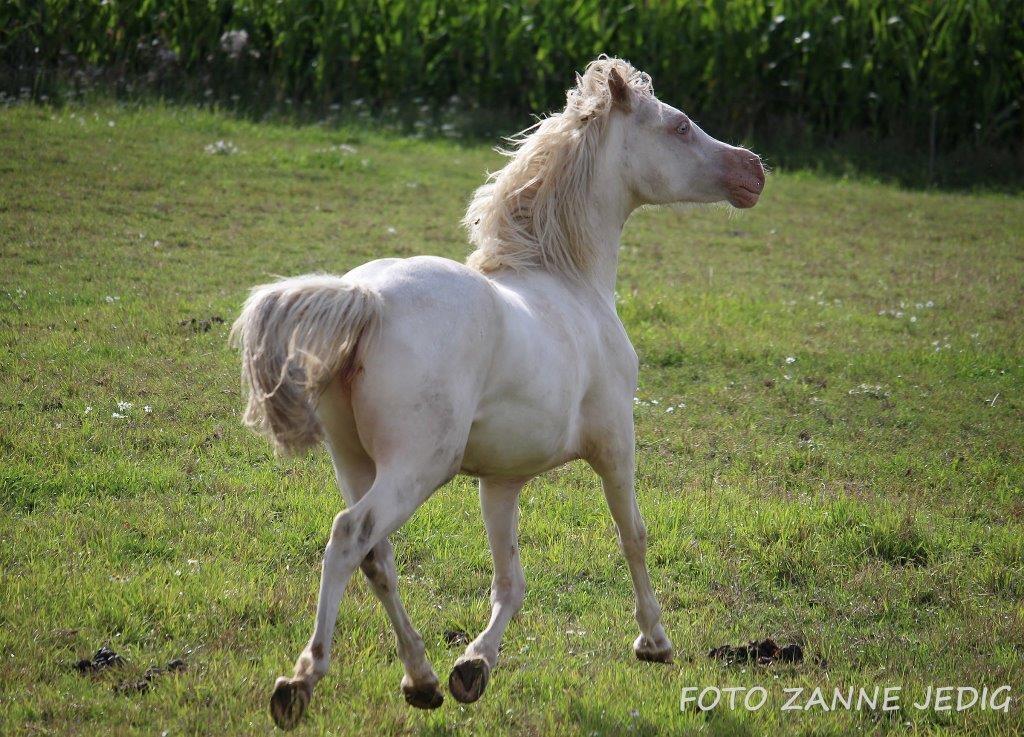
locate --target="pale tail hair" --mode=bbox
[464,56,653,280]
[230,275,382,457]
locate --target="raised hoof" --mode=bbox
[634,635,673,664]
[403,682,444,710]
[448,657,490,704]
[270,677,310,731]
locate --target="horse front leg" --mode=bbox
[449,476,528,703]
[589,449,673,664]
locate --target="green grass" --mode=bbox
[1,102,1022,736]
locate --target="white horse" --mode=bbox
[232,56,764,730]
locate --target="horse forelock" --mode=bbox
[464,56,654,281]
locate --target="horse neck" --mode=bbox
[577,139,633,303]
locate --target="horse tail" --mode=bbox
[230,274,382,457]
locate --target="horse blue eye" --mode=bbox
[676,121,690,135]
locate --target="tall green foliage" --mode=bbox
[2,0,1021,149]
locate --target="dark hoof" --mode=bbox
[448,657,490,704]
[403,682,444,710]
[634,634,673,664]
[270,677,310,731]
[636,647,673,664]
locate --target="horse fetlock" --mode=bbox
[634,601,663,631]
[294,644,330,681]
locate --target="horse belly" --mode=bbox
[459,397,579,478]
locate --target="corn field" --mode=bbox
[2,0,1022,151]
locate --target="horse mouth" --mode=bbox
[727,184,761,209]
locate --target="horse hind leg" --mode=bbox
[270,393,465,729]
[360,537,443,708]
[321,395,444,709]
[270,468,446,729]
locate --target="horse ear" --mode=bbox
[607,68,632,112]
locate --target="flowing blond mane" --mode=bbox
[464,56,654,280]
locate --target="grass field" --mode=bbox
[1,103,1022,736]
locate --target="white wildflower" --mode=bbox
[848,383,890,398]
[204,140,239,155]
[786,356,796,364]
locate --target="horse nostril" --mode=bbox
[752,160,765,185]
